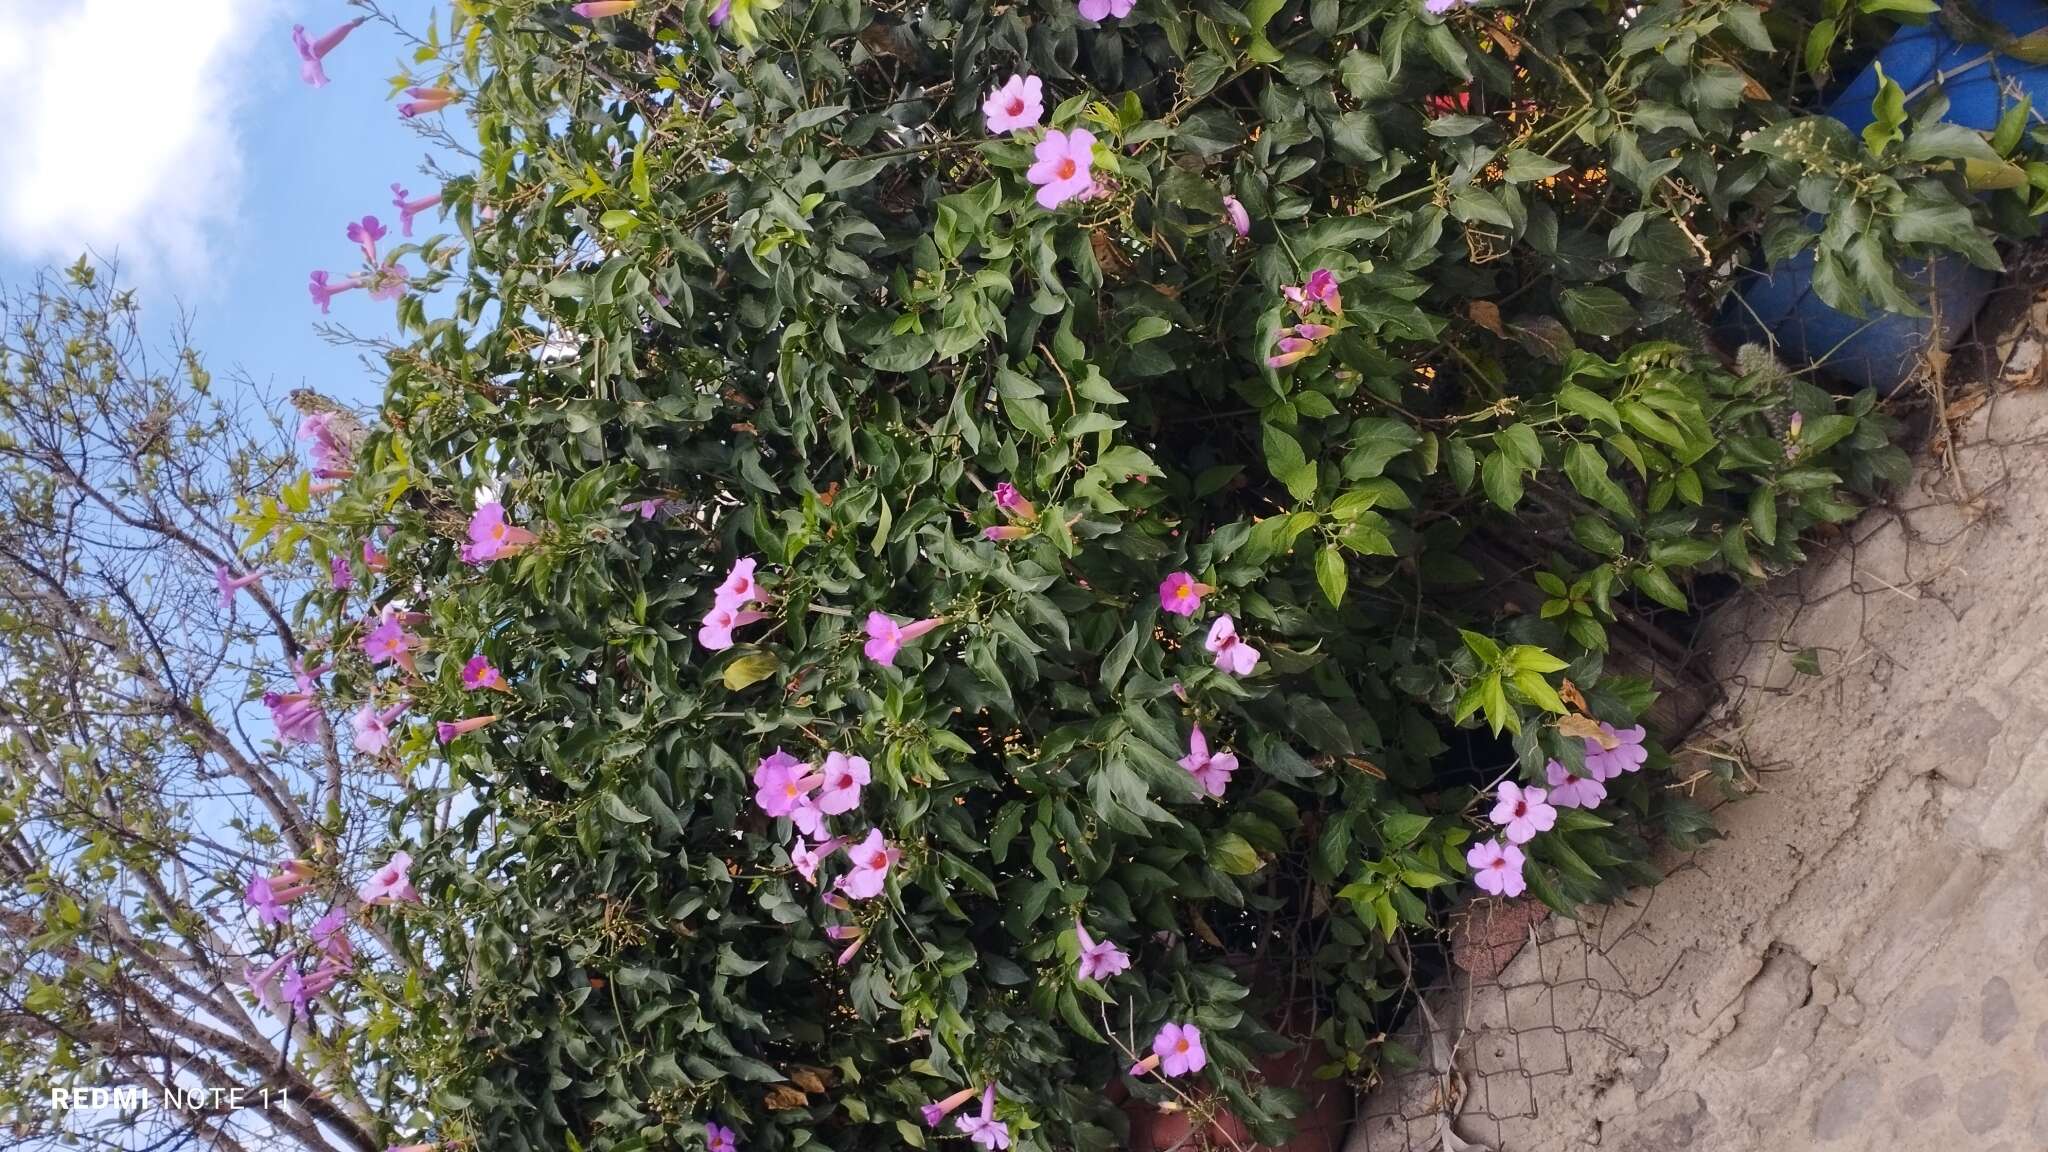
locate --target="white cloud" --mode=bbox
[0,0,270,281]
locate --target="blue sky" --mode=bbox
[0,1,455,408]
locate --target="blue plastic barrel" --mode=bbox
[1723,0,2048,392]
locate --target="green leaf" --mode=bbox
[1480,450,1523,511]
[1209,832,1265,874]
[722,650,781,690]
[1563,442,1636,522]
[601,792,652,825]
[1315,544,1348,607]
[1555,384,1621,429]
[1380,811,1432,849]
[1558,286,1638,337]
[1502,148,1570,183]
[1630,564,1689,610]
[1749,484,1779,545]
[1263,422,1319,503]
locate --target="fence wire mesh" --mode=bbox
[1340,242,2048,1152]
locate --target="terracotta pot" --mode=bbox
[1118,1041,1350,1152]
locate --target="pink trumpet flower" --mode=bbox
[1466,838,1527,897]
[1222,195,1251,237]
[292,17,367,87]
[363,537,389,571]
[716,557,764,608]
[308,270,364,314]
[1490,781,1557,845]
[361,617,421,674]
[992,482,1034,518]
[398,87,459,118]
[752,750,818,818]
[922,1087,979,1128]
[1177,726,1238,797]
[831,926,867,966]
[955,1084,1011,1150]
[1074,918,1131,982]
[704,1124,738,1152]
[815,752,870,815]
[864,612,942,666]
[390,184,443,237]
[461,501,537,565]
[1544,758,1606,810]
[984,524,1031,542]
[311,906,355,968]
[1026,128,1098,210]
[245,868,311,926]
[1130,1023,1207,1077]
[461,655,511,693]
[298,412,354,478]
[698,603,766,651]
[243,949,297,1013]
[835,829,900,899]
[215,565,265,608]
[436,714,499,744]
[791,835,842,883]
[1204,614,1260,677]
[281,959,343,1018]
[1158,571,1209,617]
[351,699,410,755]
[1266,335,1318,369]
[346,215,388,264]
[264,688,323,745]
[982,74,1044,135]
[358,851,420,905]
[1282,268,1343,315]
[330,556,354,589]
[574,0,639,15]
[1078,0,1136,20]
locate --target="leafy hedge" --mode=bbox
[263,0,2030,1147]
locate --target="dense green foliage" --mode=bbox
[260,0,2041,1147]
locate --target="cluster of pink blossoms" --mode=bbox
[1157,572,1260,678]
[295,16,448,313]
[752,748,896,915]
[981,481,1038,542]
[1153,573,1254,796]
[699,558,767,650]
[240,849,413,1021]
[1467,723,1649,897]
[1267,269,1343,368]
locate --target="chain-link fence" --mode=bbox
[1339,243,2048,1152]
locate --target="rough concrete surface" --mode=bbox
[1348,376,2048,1151]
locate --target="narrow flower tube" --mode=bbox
[215,565,265,608]
[437,714,500,743]
[308,270,363,314]
[390,184,443,237]
[573,0,640,14]
[292,17,368,87]
[922,1087,978,1128]
[398,87,459,118]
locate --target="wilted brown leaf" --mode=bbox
[1188,905,1225,949]
[1558,678,1588,712]
[1468,300,1505,337]
[787,1066,834,1094]
[1556,713,1616,748]
[764,1086,811,1111]
[1345,756,1387,779]
[1091,230,1135,279]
